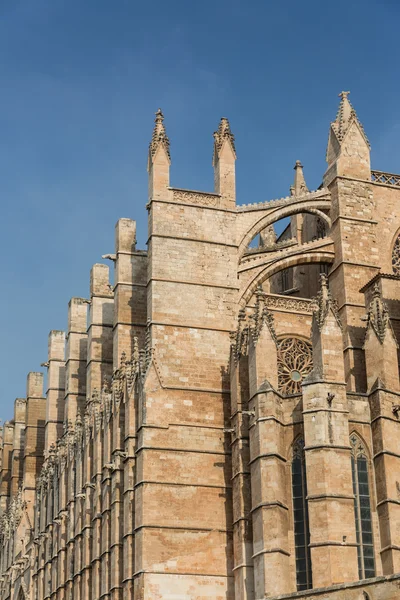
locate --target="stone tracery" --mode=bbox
[392,233,400,275]
[277,337,313,395]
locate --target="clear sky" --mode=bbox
[0,0,399,418]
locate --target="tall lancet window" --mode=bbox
[292,438,312,591]
[350,434,376,580]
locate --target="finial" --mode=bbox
[313,273,341,331]
[149,108,170,161]
[320,272,329,291]
[292,160,308,196]
[213,116,236,165]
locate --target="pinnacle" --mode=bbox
[149,108,170,161]
[291,160,308,196]
[331,91,370,148]
[213,116,236,164]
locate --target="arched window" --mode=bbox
[292,438,312,591]
[392,232,400,275]
[350,434,375,580]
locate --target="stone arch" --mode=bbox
[349,430,372,460]
[240,251,335,305]
[238,201,331,260]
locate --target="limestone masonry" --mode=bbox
[1,93,400,600]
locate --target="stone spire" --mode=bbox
[290,160,308,196]
[148,109,170,165]
[212,117,236,166]
[326,91,370,167]
[325,91,371,182]
[148,109,171,199]
[213,116,236,205]
[331,91,369,147]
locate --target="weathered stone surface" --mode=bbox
[1,94,400,600]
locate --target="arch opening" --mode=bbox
[240,202,331,259]
[240,251,335,306]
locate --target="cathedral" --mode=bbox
[1,92,400,600]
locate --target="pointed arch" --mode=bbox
[350,432,375,580]
[291,436,312,591]
[391,228,400,275]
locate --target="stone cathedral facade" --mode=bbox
[1,92,400,600]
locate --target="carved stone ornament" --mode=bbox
[350,433,367,459]
[312,273,342,331]
[264,294,313,314]
[250,286,277,344]
[367,284,390,344]
[172,189,219,207]
[231,287,277,364]
[277,337,313,395]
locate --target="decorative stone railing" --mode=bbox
[171,187,220,207]
[264,293,314,314]
[371,170,400,187]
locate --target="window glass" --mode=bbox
[350,434,375,580]
[292,438,312,590]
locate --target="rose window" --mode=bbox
[392,234,400,275]
[277,337,313,395]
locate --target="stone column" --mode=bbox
[86,264,114,398]
[45,330,66,453]
[64,298,88,422]
[0,421,14,511]
[100,420,111,600]
[10,398,26,496]
[363,282,400,574]
[122,380,137,599]
[81,443,93,600]
[113,218,147,369]
[324,93,377,393]
[91,418,103,600]
[23,373,46,514]
[230,324,253,600]
[303,277,358,587]
[248,308,291,597]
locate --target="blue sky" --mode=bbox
[0,0,399,417]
